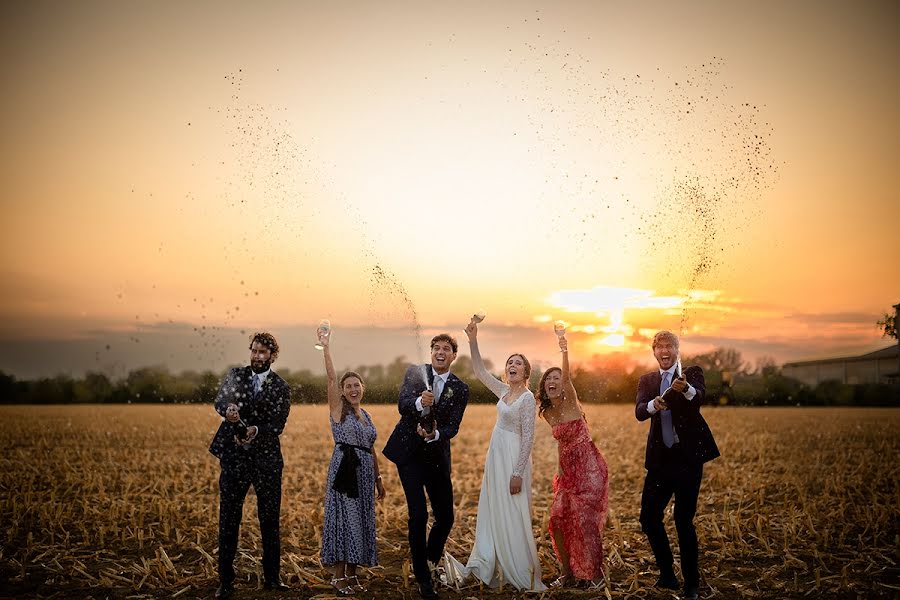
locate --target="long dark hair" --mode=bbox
[537,367,562,419]
[338,371,365,422]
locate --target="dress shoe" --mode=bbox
[214,582,234,599]
[656,572,680,590]
[263,579,290,591]
[418,580,439,600]
[683,585,699,600]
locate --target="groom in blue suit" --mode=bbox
[383,333,469,600]
[636,330,719,600]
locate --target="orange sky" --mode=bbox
[1,1,898,378]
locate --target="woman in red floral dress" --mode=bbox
[537,330,609,588]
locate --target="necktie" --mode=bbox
[252,374,261,396]
[660,371,675,448]
[432,375,443,405]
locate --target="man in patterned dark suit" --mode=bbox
[383,334,469,600]
[635,330,720,600]
[209,332,291,599]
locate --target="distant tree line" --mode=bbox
[0,347,897,406]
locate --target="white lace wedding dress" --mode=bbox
[444,342,546,591]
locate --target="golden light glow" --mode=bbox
[0,2,896,376]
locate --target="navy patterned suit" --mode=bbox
[209,366,291,587]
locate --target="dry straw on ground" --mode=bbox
[1,404,898,599]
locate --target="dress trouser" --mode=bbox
[397,459,454,585]
[639,445,704,588]
[218,451,283,585]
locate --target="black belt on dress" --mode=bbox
[332,443,372,498]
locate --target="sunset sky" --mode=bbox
[1,1,898,379]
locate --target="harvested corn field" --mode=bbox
[1,404,898,599]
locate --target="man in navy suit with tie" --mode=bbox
[209,332,291,598]
[636,331,719,600]
[383,334,469,600]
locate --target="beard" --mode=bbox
[250,359,272,374]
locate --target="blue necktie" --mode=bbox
[432,376,443,405]
[660,371,675,448]
[252,374,261,396]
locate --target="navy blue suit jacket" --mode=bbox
[382,364,469,472]
[209,366,291,464]
[635,365,719,470]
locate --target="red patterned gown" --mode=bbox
[549,418,609,580]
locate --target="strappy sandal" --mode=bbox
[330,576,355,595]
[550,574,575,588]
[346,575,367,593]
[585,576,607,590]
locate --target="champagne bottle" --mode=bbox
[419,387,435,434]
[232,418,250,440]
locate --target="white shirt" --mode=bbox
[251,368,270,392]
[647,366,696,414]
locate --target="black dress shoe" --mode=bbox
[683,584,699,600]
[264,580,290,591]
[214,582,234,599]
[418,581,439,599]
[656,573,680,590]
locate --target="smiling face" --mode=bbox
[341,375,364,407]
[430,339,457,375]
[542,367,563,400]
[505,353,531,385]
[652,332,679,371]
[249,341,274,373]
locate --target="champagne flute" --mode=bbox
[471,309,486,324]
[554,320,566,351]
[314,319,331,350]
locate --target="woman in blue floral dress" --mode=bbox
[319,326,385,594]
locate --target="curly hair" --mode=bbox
[536,367,563,418]
[249,331,280,359]
[338,371,365,423]
[431,333,458,353]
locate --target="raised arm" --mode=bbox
[559,335,579,407]
[464,321,507,398]
[321,333,343,422]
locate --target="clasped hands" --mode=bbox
[416,422,437,441]
[226,403,258,446]
[655,375,688,411]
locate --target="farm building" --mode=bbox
[783,345,899,386]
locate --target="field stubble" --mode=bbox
[1,404,898,599]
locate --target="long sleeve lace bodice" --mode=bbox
[509,392,536,477]
[469,339,536,478]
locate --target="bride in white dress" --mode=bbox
[444,319,546,591]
